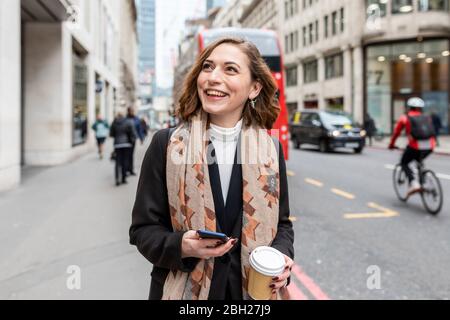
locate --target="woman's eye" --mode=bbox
[226,67,238,73]
[202,63,213,70]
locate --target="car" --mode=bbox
[289,110,366,153]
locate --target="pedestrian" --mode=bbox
[129,37,294,300]
[140,117,149,142]
[364,113,377,146]
[110,111,135,186]
[126,107,144,176]
[91,115,109,159]
[431,112,442,146]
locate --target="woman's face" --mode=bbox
[197,43,261,123]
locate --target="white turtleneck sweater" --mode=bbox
[209,119,243,205]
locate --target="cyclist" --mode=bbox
[389,97,436,196]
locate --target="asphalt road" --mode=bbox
[286,144,450,299]
[0,135,449,300]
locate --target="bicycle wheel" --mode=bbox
[420,170,443,215]
[393,164,408,202]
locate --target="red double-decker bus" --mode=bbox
[198,28,289,160]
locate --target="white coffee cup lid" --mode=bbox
[249,246,285,277]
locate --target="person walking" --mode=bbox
[126,107,144,176]
[91,115,109,159]
[364,113,377,146]
[129,37,294,300]
[110,112,135,186]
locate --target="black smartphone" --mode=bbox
[197,230,229,243]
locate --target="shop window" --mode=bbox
[73,50,88,146]
[419,0,449,11]
[392,0,414,14]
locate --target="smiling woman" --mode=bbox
[129,37,295,300]
[178,37,280,130]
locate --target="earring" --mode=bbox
[250,99,257,110]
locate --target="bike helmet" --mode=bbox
[406,97,425,109]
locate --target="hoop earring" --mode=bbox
[250,99,257,110]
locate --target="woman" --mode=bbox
[129,37,294,300]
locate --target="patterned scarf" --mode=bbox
[163,110,280,300]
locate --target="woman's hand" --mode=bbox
[181,230,237,260]
[270,254,294,293]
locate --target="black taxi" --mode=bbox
[290,110,366,153]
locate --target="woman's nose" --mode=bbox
[207,68,223,83]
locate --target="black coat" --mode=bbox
[129,128,294,300]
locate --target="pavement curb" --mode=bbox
[367,145,450,156]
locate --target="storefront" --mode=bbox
[365,38,449,135]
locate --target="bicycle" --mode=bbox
[393,155,443,215]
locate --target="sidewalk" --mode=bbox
[0,137,153,299]
[370,135,450,155]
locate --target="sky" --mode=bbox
[155,0,206,90]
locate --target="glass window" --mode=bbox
[419,0,449,11]
[332,11,337,35]
[320,111,354,127]
[303,26,307,46]
[392,0,414,14]
[315,20,319,42]
[73,51,88,146]
[325,53,344,79]
[286,65,298,87]
[366,0,387,17]
[304,59,318,83]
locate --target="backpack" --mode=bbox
[408,115,436,140]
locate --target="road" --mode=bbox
[286,144,450,300]
[0,136,449,300]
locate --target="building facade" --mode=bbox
[213,0,253,27]
[239,0,281,31]
[207,0,228,13]
[119,0,139,111]
[214,0,450,135]
[281,0,449,135]
[136,0,156,106]
[0,0,138,192]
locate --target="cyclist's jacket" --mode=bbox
[389,110,436,151]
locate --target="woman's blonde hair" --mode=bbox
[176,37,280,129]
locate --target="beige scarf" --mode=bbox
[163,110,280,300]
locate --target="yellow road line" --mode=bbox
[289,216,298,222]
[305,178,323,187]
[344,202,399,219]
[331,188,355,200]
[287,170,296,177]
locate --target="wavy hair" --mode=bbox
[176,37,280,129]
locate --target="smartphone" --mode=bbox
[197,230,229,243]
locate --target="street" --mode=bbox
[287,144,450,300]
[0,137,449,300]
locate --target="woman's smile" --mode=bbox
[204,89,229,101]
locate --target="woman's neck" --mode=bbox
[209,113,243,128]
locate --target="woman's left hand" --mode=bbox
[270,254,294,293]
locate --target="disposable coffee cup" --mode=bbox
[248,246,285,300]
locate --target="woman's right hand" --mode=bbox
[181,230,237,260]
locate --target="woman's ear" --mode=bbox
[249,81,262,100]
